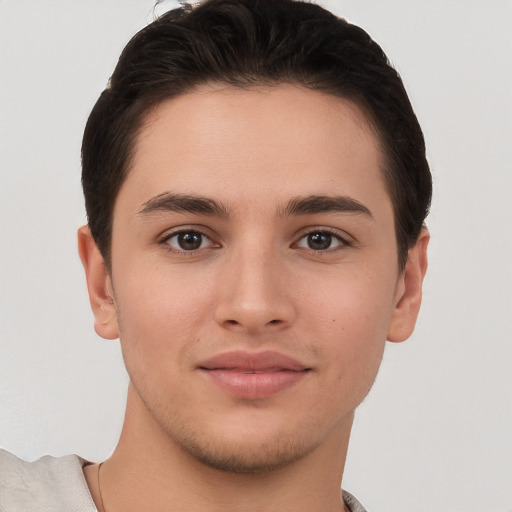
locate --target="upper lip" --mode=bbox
[198,350,310,373]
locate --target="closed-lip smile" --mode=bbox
[198,350,312,399]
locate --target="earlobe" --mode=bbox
[387,228,429,343]
[77,225,119,340]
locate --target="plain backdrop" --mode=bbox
[1,1,511,511]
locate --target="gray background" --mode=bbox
[1,1,511,511]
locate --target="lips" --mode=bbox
[198,350,311,399]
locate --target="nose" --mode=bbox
[214,245,296,334]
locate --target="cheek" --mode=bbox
[113,265,216,372]
[302,271,394,394]
[303,264,395,338]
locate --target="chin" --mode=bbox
[176,431,318,474]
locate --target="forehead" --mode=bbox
[119,84,388,215]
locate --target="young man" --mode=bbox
[0,0,431,510]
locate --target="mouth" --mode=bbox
[198,350,312,400]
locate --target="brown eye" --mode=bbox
[295,231,345,251]
[166,231,209,251]
[307,232,333,250]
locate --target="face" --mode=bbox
[81,84,427,473]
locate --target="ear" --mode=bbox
[77,225,119,340]
[387,228,429,343]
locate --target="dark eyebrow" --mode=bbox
[279,195,373,218]
[138,193,229,218]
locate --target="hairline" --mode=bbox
[102,80,406,272]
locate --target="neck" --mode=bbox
[94,384,353,512]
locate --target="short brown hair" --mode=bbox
[82,0,431,269]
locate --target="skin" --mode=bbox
[79,84,428,512]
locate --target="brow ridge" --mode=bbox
[138,192,372,220]
[280,195,373,218]
[138,192,229,218]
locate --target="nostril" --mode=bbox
[268,319,281,324]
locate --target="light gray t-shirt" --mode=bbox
[0,449,368,511]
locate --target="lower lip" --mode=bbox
[201,369,309,399]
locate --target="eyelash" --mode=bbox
[293,228,351,253]
[159,228,217,255]
[158,227,351,255]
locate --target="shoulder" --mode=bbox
[0,449,97,511]
[343,489,370,512]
